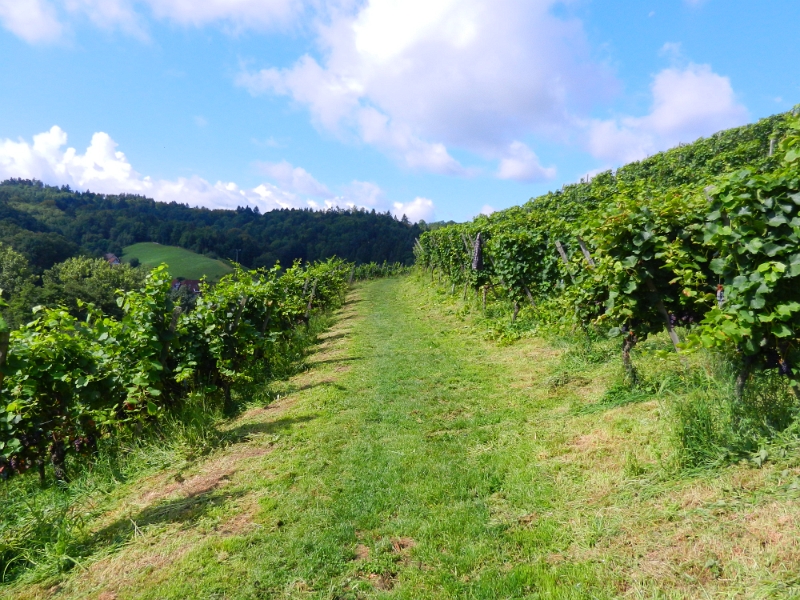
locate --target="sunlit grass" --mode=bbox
[121,242,233,281]
[6,277,800,598]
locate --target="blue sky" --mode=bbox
[0,0,797,222]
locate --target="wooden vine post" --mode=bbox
[471,233,483,271]
[305,280,317,321]
[622,332,638,384]
[523,286,535,307]
[576,237,595,267]
[0,290,8,390]
[0,329,9,390]
[554,241,575,283]
[471,232,484,306]
[644,279,681,352]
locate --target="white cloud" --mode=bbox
[356,107,466,175]
[257,159,333,198]
[0,126,304,212]
[393,197,435,222]
[238,0,614,177]
[0,0,304,43]
[63,0,146,36]
[588,63,748,164]
[331,180,436,222]
[338,180,384,208]
[141,0,300,31]
[496,141,555,182]
[252,136,282,148]
[0,0,63,44]
[479,204,495,216]
[658,42,682,60]
[0,125,435,220]
[193,115,208,127]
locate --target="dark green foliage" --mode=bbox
[351,261,412,281]
[0,179,421,269]
[40,256,147,319]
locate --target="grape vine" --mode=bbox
[0,258,351,483]
[416,110,800,388]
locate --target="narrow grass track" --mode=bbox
[12,277,800,599]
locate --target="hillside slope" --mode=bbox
[0,180,422,271]
[7,276,800,599]
[121,242,233,281]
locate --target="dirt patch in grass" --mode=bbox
[366,572,396,591]
[136,446,271,506]
[217,497,263,537]
[568,429,612,453]
[32,532,202,600]
[391,537,416,553]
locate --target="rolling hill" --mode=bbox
[122,242,233,281]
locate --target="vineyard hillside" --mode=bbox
[5,111,800,598]
[5,277,800,598]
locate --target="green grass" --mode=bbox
[121,242,233,281]
[7,276,800,599]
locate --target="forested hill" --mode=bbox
[0,180,423,271]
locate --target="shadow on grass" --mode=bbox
[315,331,351,343]
[90,489,248,550]
[227,415,317,441]
[310,356,363,367]
[571,382,654,415]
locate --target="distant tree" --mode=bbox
[0,243,39,329]
[0,178,424,269]
[40,256,146,319]
[8,231,77,271]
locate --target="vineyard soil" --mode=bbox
[8,277,800,598]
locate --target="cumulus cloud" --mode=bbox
[238,0,614,177]
[338,180,384,208]
[257,159,333,198]
[0,125,436,220]
[393,197,435,222]
[0,0,63,44]
[588,63,748,164]
[141,0,300,31]
[496,141,555,182]
[63,0,146,36]
[0,0,303,42]
[328,180,437,223]
[0,126,305,212]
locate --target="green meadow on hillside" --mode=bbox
[122,242,234,281]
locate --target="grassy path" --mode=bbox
[13,277,800,599]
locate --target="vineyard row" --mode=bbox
[415,111,800,393]
[0,258,402,484]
